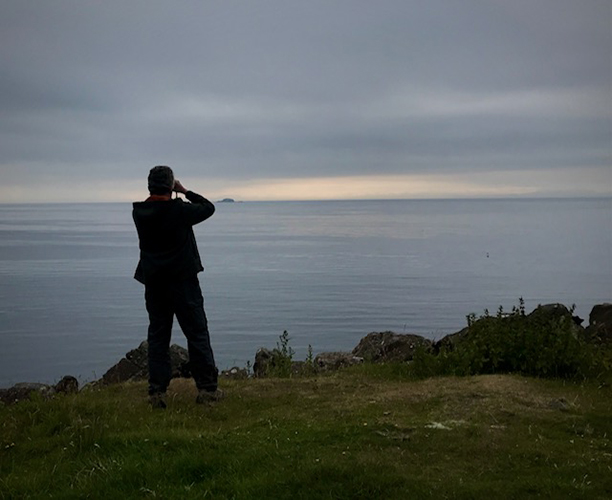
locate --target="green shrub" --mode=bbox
[412,299,604,379]
[265,330,295,378]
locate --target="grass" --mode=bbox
[1,367,611,499]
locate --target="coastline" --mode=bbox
[2,301,609,398]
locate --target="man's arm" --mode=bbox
[174,180,215,225]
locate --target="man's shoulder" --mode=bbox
[132,199,186,223]
[133,198,184,207]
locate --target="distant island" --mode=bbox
[217,198,235,203]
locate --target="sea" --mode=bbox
[0,197,610,388]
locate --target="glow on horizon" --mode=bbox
[213,173,537,201]
[177,167,610,202]
[0,167,609,203]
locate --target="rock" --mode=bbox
[101,356,145,385]
[100,341,190,385]
[433,326,470,353]
[352,331,432,363]
[589,303,612,327]
[530,303,571,317]
[252,347,305,377]
[0,376,80,404]
[585,303,612,346]
[314,352,363,371]
[79,381,100,392]
[529,303,583,327]
[54,375,79,394]
[124,341,148,368]
[169,344,191,378]
[0,382,54,404]
[221,366,249,379]
[528,303,585,338]
[434,303,587,353]
[253,348,274,377]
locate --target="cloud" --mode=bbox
[0,0,610,202]
[371,86,610,119]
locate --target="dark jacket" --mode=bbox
[132,191,215,285]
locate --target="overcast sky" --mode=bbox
[1,0,610,202]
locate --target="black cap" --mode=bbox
[148,166,174,194]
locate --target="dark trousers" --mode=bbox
[145,275,218,395]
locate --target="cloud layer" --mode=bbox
[1,0,610,201]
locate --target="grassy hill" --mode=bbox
[1,366,611,499]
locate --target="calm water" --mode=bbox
[0,198,610,387]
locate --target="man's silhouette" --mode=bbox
[133,165,221,408]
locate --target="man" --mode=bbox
[133,165,222,408]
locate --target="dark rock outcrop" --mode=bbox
[252,347,308,377]
[529,303,584,327]
[0,383,54,404]
[253,348,274,377]
[433,326,470,353]
[585,303,612,345]
[352,331,432,363]
[101,357,141,385]
[54,375,79,394]
[527,303,585,339]
[169,344,192,378]
[100,341,190,385]
[0,376,80,405]
[314,352,363,371]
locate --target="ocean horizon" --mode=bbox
[0,196,610,388]
[1,194,610,205]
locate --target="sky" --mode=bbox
[1,0,610,202]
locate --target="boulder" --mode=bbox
[253,348,274,377]
[100,341,190,385]
[54,375,79,394]
[585,303,612,346]
[529,303,570,317]
[314,352,363,371]
[528,303,583,325]
[433,326,470,353]
[101,357,142,385]
[528,303,585,338]
[0,382,54,404]
[252,347,305,377]
[169,344,191,378]
[124,341,148,367]
[352,331,432,363]
[0,375,79,405]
